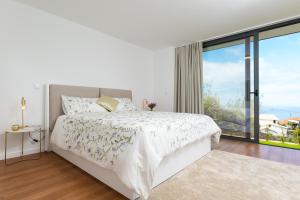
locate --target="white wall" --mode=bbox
[153,47,175,112]
[0,0,155,159]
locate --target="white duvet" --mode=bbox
[51,111,221,199]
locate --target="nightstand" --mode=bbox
[4,126,43,165]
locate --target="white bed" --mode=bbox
[45,84,221,200]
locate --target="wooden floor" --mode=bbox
[213,139,300,166]
[0,154,126,200]
[1,139,300,200]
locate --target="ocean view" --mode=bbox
[260,106,300,120]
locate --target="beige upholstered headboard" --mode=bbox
[48,84,132,132]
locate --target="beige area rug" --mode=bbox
[149,150,300,200]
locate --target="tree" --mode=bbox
[292,128,300,144]
[278,135,285,143]
[265,126,272,141]
[279,128,286,143]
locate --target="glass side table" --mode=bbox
[4,126,43,165]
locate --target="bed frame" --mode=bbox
[45,84,211,199]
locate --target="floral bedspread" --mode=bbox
[51,111,221,199]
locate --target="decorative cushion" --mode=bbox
[97,96,119,111]
[61,96,107,115]
[114,98,137,111]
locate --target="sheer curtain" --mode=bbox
[174,42,203,114]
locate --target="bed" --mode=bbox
[45,84,221,200]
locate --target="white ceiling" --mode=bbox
[15,0,300,50]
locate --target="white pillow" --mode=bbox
[114,98,137,111]
[62,96,108,115]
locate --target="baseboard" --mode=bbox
[0,146,45,160]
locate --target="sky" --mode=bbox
[203,32,300,119]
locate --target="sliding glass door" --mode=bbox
[203,21,300,148]
[203,37,257,141]
[258,23,300,149]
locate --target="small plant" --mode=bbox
[292,128,300,144]
[265,133,272,141]
[265,127,272,141]
[286,137,294,143]
[279,128,286,143]
[278,135,286,144]
[147,102,157,111]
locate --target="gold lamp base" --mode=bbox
[21,97,26,129]
[11,124,20,131]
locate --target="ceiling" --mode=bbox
[15,0,300,50]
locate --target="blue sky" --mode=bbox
[203,32,300,119]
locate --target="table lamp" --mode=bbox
[21,97,26,128]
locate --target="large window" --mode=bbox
[203,21,300,149]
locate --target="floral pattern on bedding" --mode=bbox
[62,111,221,167]
[62,115,138,166]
